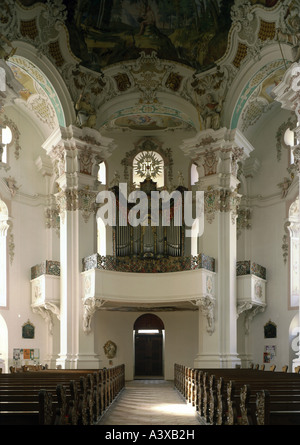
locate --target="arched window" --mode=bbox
[0,199,9,307]
[284,123,299,167]
[133,151,164,188]
[191,218,200,256]
[0,125,12,165]
[97,217,106,256]
[98,161,106,185]
[288,196,300,309]
[191,163,199,186]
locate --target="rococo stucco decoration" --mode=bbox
[103,340,117,359]
[1,1,297,137]
[191,296,216,335]
[83,297,106,334]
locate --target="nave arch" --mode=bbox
[0,313,8,373]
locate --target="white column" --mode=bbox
[43,125,115,369]
[273,63,300,371]
[181,128,254,368]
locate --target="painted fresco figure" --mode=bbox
[75,92,97,128]
[276,10,300,61]
[202,93,223,130]
[137,5,156,36]
[0,33,16,61]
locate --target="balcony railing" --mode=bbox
[82,253,215,274]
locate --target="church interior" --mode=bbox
[1,0,300,426]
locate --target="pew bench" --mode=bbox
[174,364,300,425]
[0,365,125,425]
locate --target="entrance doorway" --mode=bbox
[134,314,164,378]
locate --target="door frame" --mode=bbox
[133,328,165,379]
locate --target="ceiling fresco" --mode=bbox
[6,56,65,130]
[18,0,280,72]
[4,0,293,135]
[101,102,196,132]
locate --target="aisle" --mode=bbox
[97,379,203,425]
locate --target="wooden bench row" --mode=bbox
[174,364,300,425]
[0,365,125,425]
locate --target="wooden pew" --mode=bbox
[174,364,300,425]
[0,365,125,425]
[207,370,300,425]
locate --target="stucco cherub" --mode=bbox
[75,92,97,128]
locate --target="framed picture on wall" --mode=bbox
[264,320,277,338]
[264,345,276,363]
[22,320,35,339]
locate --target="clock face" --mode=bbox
[133,151,163,180]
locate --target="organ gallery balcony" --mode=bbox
[81,253,216,304]
[81,253,216,333]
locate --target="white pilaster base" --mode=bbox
[194,353,241,369]
[74,353,102,369]
[292,356,300,372]
[238,353,253,369]
[56,353,101,369]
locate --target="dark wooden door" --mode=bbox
[134,333,163,377]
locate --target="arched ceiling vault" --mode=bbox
[0,0,299,145]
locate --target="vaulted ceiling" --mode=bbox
[1,0,299,143]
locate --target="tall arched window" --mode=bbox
[288,196,300,309]
[284,123,299,167]
[133,151,164,188]
[97,217,106,256]
[0,199,9,307]
[191,218,200,256]
[98,161,106,185]
[191,163,199,186]
[0,125,12,165]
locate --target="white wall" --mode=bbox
[94,310,198,381]
[237,105,299,370]
[0,105,51,368]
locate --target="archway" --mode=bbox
[0,314,8,373]
[289,313,300,372]
[133,314,165,379]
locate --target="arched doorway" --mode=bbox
[0,314,8,373]
[134,314,164,379]
[289,313,300,371]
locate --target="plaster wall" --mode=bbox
[237,106,299,370]
[94,309,198,381]
[0,106,51,371]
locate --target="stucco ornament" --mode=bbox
[103,340,117,359]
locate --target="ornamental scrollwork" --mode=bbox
[54,187,97,223]
[31,302,60,336]
[82,297,106,334]
[191,296,215,335]
[204,188,241,224]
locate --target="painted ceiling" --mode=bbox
[6,56,64,131]
[3,0,295,136]
[18,0,280,72]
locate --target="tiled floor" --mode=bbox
[97,379,203,425]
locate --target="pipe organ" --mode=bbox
[111,176,187,259]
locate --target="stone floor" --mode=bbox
[97,379,204,425]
